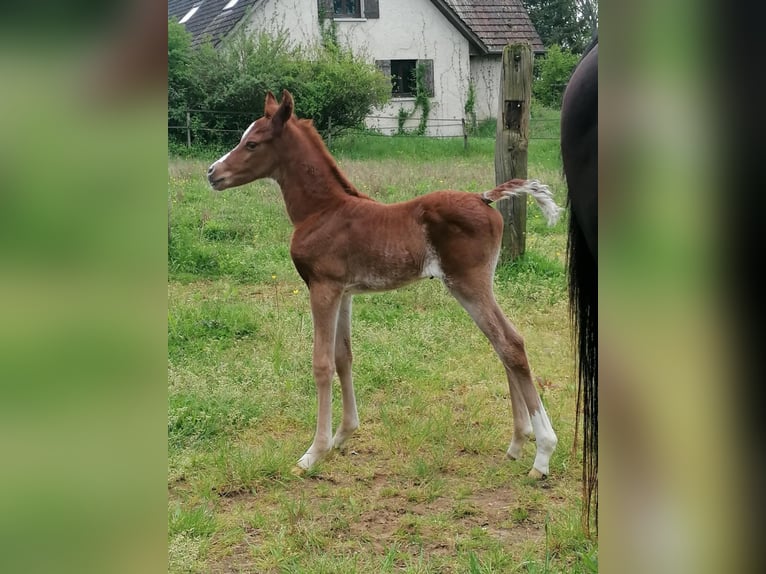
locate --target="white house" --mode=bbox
[168,0,543,136]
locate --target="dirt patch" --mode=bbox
[463,486,545,545]
[346,479,544,556]
[208,525,261,574]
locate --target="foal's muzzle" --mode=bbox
[207,163,225,190]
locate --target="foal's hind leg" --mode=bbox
[333,294,359,449]
[449,279,558,477]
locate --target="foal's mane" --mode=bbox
[295,119,371,200]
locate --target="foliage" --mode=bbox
[414,61,431,135]
[167,21,391,146]
[533,44,580,108]
[392,61,432,135]
[576,0,599,39]
[396,107,409,135]
[168,20,193,131]
[319,10,338,49]
[464,80,477,134]
[525,0,596,53]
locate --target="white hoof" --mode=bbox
[506,428,532,460]
[529,435,557,479]
[296,448,328,471]
[332,425,358,450]
[528,467,546,480]
[506,439,525,460]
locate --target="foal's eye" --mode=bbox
[245,141,258,150]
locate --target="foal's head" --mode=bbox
[207,90,294,191]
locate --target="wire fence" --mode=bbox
[169,108,561,147]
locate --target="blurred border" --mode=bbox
[601,0,765,572]
[0,1,167,572]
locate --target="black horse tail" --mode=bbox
[567,205,598,535]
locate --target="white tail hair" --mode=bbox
[482,179,563,227]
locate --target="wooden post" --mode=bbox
[186,110,191,148]
[495,43,532,262]
[462,118,468,151]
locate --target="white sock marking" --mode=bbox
[529,404,558,476]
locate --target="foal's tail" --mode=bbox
[481,179,563,226]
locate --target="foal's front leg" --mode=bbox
[295,284,342,472]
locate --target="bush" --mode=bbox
[168,21,391,146]
[533,44,579,108]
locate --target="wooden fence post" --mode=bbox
[495,43,532,262]
[462,118,468,151]
[186,110,192,148]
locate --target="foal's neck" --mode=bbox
[273,122,368,225]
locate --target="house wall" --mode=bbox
[244,0,472,137]
[243,0,322,49]
[470,54,501,122]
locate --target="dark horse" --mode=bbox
[561,36,598,533]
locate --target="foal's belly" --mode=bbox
[344,249,444,294]
[345,272,422,294]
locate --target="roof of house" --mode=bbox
[168,0,259,46]
[168,0,543,53]
[442,0,544,54]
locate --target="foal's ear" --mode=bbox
[272,90,294,135]
[264,90,278,117]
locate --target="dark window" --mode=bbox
[333,0,361,17]
[390,60,417,97]
[376,59,434,98]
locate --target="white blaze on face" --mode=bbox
[239,121,257,143]
[213,121,257,166]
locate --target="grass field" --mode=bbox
[168,117,598,572]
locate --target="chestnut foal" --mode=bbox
[207,90,561,478]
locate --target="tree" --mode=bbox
[575,0,598,39]
[168,21,193,131]
[532,44,580,107]
[524,0,596,54]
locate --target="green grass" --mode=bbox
[329,131,496,161]
[168,122,597,573]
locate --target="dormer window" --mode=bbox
[178,5,199,24]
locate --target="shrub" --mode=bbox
[168,21,391,146]
[533,44,579,108]
[464,81,477,134]
[392,61,431,136]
